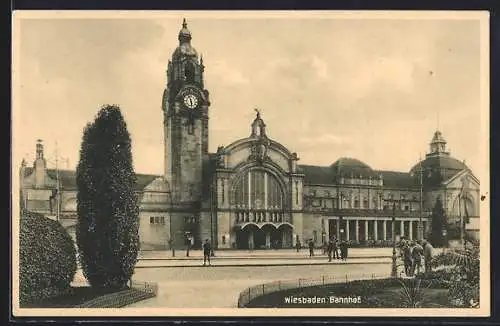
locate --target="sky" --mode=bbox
[12,11,488,177]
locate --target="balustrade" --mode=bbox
[234,210,285,224]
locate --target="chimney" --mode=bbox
[34,139,46,187]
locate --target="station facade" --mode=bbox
[19,20,480,250]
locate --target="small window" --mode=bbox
[405,206,409,211]
[155,216,160,224]
[150,216,154,224]
[161,216,165,224]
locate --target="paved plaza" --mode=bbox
[127,262,392,308]
[70,247,445,308]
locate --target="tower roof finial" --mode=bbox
[178,18,192,43]
[255,107,261,119]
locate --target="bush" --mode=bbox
[76,105,140,290]
[19,210,77,305]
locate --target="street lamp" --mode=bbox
[340,228,344,242]
[165,187,175,257]
[391,202,397,278]
[210,178,215,257]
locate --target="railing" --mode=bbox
[234,210,289,224]
[75,281,158,308]
[237,272,388,308]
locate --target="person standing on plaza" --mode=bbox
[340,240,348,261]
[422,239,434,273]
[403,241,413,276]
[296,239,301,253]
[411,240,424,275]
[334,239,341,259]
[308,239,315,257]
[327,240,334,262]
[203,239,212,266]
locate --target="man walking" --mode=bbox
[308,239,315,257]
[296,239,301,253]
[203,239,212,266]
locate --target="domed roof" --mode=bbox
[330,157,377,178]
[410,155,467,174]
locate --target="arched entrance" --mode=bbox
[236,223,265,249]
[235,222,294,249]
[278,223,293,248]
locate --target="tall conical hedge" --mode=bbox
[430,197,447,247]
[76,105,140,290]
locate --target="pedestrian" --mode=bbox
[296,239,301,253]
[308,239,315,257]
[327,240,334,262]
[422,239,434,273]
[403,242,413,276]
[203,239,212,266]
[334,239,341,259]
[343,241,349,260]
[411,240,424,275]
[186,235,192,257]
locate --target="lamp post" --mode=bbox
[391,202,397,278]
[166,189,175,257]
[418,157,424,241]
[340,228,344,242]
[210,178,215,257]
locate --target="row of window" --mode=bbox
[150,216,165,225]
[309,190,419,202]
[149,216,198,225]
[311,198,418,211]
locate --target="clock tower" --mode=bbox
[163,19,210,205]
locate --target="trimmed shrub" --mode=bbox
[76,105,140,290]
[19,210,77,305]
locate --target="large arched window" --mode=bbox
[232,170,284,210]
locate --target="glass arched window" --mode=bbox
[232,170,284,210]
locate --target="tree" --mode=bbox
[76,105,140,290]
[430,197,447,247]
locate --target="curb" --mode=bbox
[138,255,392,261]
[134,260,391,269]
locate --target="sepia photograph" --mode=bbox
[11,10,490,317]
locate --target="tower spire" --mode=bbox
[437,107,440,131]
[182,18,187,29]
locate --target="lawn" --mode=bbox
[245,278,454,308]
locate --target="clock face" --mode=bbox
[183,94,198,109]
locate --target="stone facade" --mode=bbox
[19,19,481,250]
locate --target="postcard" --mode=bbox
[11,10,490,318]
